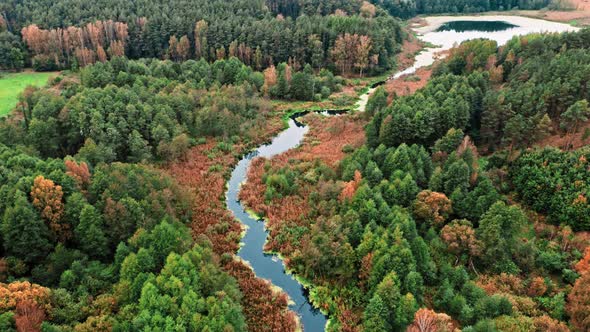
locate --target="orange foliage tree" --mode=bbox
[440,219,481,267]
[340,170,362,201]
[31,175,68,241]
[21,20,128,68]
[533,315,569,332]
[407,308,454,332]
[65,159,91,190]
[527,276,547,297]
[331,33,373,75]
[0,282,50,312]
[14,299,46,332]
[567,271,590,331]
[574,246,590,274]
[413,190,452,227]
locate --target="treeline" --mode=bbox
[1,0,403,75]
[0,146,247,330]
[373,0,551,18]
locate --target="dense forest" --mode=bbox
[239,27,590,331]
[0,0,403,76]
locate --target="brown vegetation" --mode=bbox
[164,115,295,330]
[224,260,297,332]
[240,113,365,255]
[21,21,128,67]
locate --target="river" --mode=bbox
[226,15,577,332]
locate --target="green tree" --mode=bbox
[75,204,109,260]
[363,294,388,332]
[477,202,527,273]
[2,190,52,263]
[561,100,590,150]
[366,87,388,117]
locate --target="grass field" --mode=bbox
[0,71,57,116]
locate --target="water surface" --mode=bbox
[436,20,516,32]
[226,117,327,331]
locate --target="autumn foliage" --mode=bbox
[340,170,362,201]
[31,175,68,242]
[239,114,366,255]
[407,308,454,332]
[65,159,91,190]
[440,219,481,264]
[225,260,297,332]
[567,271,590,332]
[14,299,46,332]
[574,246,590,274]
[21,20,128,68]
[413,190,452,227]
[331,33,374,76]
[0,282,50,312]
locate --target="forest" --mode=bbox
[238,27,590,331]
[0,0,589,330]
[0,0,403,76]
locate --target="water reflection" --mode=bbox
[437,20,516,32]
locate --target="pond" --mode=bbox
[229,15,579,332]
[436,20,517,32]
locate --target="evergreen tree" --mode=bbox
[75,204,110,260]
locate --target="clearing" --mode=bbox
[0,71,57,116]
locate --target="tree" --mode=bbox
[65,159,91,190]
[355,35,372,77]
[567,271,590,331]
[360,1,376,18]
[0,32,25,70]
[2,191,52,263]
[441,219,481,268]
[128,130,152,162]
[433,128,464,155]
[363,294,388,332]
[177,35,190,61]
[308,35,323,70]
[365,87,387,117]
[477,202,527,272]
[561,100,590,150]
[194,20,208,60]
[263,65,278,97]
[75,204,109,260]
[14,299,46,332]
[575,247,590,274]
[289,68,313,100]
[407,308,454,332]
[31,176,68,242]
[168,36,178,60]
[413,190,452,228]
[534,114,553,144]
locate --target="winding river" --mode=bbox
[226,16,577,332]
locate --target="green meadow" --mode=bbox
[0,71,57,116]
